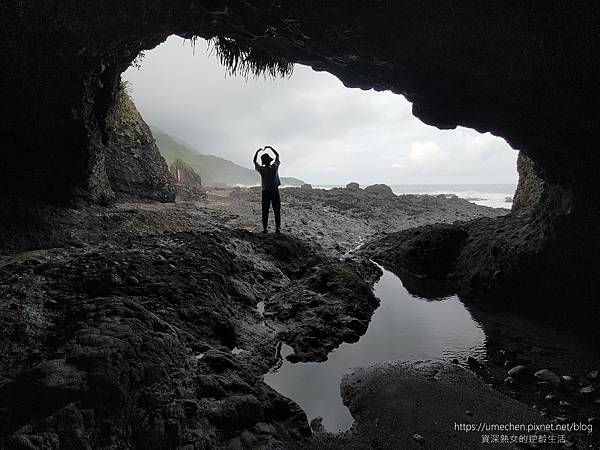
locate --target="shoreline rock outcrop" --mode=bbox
[104,85,176,203]
[169,158,206,201]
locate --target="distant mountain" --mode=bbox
[151,128,305,187]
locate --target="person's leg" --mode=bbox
[273,189,281,232]
[261,190,270,231]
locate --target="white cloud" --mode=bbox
[408,141,444,166]
[124,36,518,185]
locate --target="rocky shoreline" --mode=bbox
[0,186,597,448]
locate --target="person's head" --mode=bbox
[261,153,273,166]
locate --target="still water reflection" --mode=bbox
[264,265,487,432]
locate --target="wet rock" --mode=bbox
[364,184,395,196]
[240,430,259,447]
[333,361,547,449]
[467,356,483,371]
[534,369,562,387]
[508,365,533,383]
[411,433,425,444]
[254,422,276,435]
[169,159,206,201]
[366,224,469,279]
[6,359,87,420]
[105,86,176,203]
[286,354,302,363]
[504,360,517,370]
[267,259,379,362]
[512,152,546,214]
[310,416,326,434]
[0,228,340,448]
[196,375,227,399]
[202,351,237,372]
[207,395,264,430]
[126,275,139,286]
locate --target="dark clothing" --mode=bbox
[262,189,281,230]
[255,160,281,191]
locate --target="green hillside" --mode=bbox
[152,128,305,187]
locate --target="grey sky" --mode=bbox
[124,36,518,186]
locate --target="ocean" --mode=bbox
[312,184,517,209]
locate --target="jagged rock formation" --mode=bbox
[169,158,206,200]
[512,152,546,214]
[0,227,378,448]
[364,184,395,197]
[105,85,176,202]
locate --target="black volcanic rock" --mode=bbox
[512,152,546,214]
[104,86,176,203]
[364,184,395,196]
[0,226,376,448]
[169,158,206,201]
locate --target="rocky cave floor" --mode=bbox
[0,186,598,449]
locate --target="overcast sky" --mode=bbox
[124,36,518,186]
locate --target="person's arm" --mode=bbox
[253,148,262,170]
[265,146,280,163]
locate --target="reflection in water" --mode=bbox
[264,265,487,432]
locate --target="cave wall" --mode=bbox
[512,152,546,214]
[104,85,176,203]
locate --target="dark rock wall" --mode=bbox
[512,152,546,214]
[105,86,176,202]
[169,159,206,201]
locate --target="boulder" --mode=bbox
[104,84,176,203]
[534,369,562,387]
[512,152,546,214]
[364,184,395,196]
[346,182,360,190]
[508,365,533,383]
[169,159,206,201]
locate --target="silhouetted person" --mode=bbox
[254,146,281,233]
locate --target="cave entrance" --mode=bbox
[123,36,518,210]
